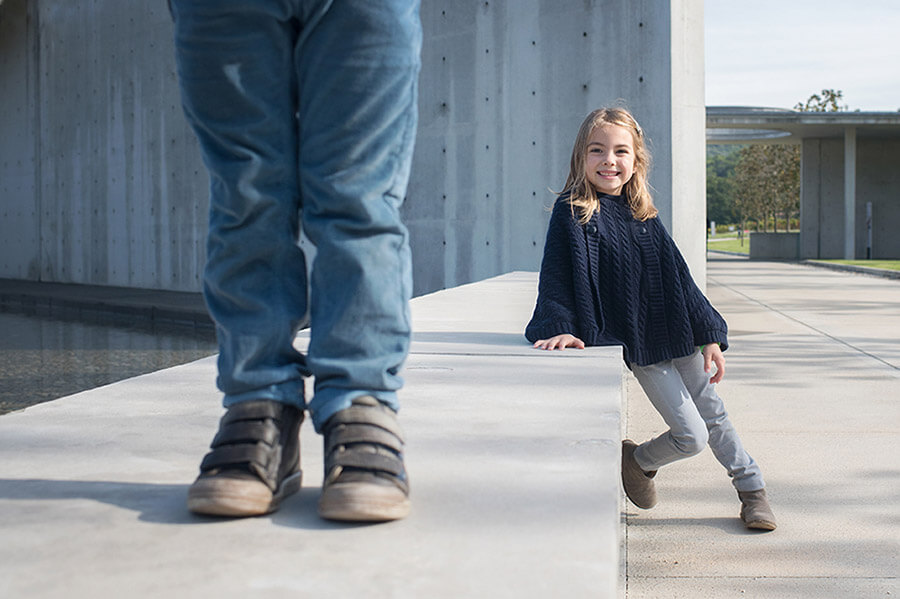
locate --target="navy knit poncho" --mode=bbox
[525,193,728,366]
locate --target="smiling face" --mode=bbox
[584,124,635,196]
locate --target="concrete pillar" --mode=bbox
[843,127,857,259]
[665,0,707,288]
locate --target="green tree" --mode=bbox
[706,145,741,226]
[795,89,847,112]
[733,143,800,232]
[710,90,850,232]
[733,145,769,230]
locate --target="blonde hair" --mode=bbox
[564,107,657,224]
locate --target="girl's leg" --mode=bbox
[630,360,709,471]
[672,351,765,492]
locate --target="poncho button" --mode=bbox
[586,224,598,235]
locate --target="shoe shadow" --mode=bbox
[0,478,398,530]
[0,478,202,524]
[623,514,766,535]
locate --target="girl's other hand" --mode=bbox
[533,334,585,351]
[702,343,726,384]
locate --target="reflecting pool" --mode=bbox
[0,310,217,415]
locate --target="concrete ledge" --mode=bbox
[0,271,625,598]
[749,232,800,260]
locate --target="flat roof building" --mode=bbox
[706,107,900,260]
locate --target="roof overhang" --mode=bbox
[706,106,900,144]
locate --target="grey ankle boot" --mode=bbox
[621,440,658,509]
[738,488,777,531]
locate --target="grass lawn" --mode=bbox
[814,260,900,271]
[707,236,749,254]
[707,234,898,270]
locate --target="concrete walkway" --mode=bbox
[0,272,624,599]
[624,254,900,598]
[2,257,898,598]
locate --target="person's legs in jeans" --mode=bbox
[171,0,421,520]
[295,1,421,521]
[296,0,420,432]
[173,0,309,410]
[172,0,310,518]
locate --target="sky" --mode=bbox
[704,1,900,112]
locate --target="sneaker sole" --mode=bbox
[318,482,410,522]
[187,470,302,517]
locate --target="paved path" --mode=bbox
[3,256,897,598]
[624,254,900,598]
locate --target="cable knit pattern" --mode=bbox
[525,194,728,366]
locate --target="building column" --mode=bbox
[843,127,857,259]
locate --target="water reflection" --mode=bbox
[0,310,217,415]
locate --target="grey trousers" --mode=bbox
[630,350,765,492]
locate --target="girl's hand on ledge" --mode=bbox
[533,334,585,351]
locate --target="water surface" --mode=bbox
[0,310,217,415]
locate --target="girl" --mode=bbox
[525,107,776,531]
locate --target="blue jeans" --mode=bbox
[171,0,421,431]
[630,351,765,492]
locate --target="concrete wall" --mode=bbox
[0,0,39,279]
[0,0,208,290]
[858,139,900,259]
[1,0,706,296]
[749,232,799,260]
[409,0,707,293]
[800,137,900,259]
